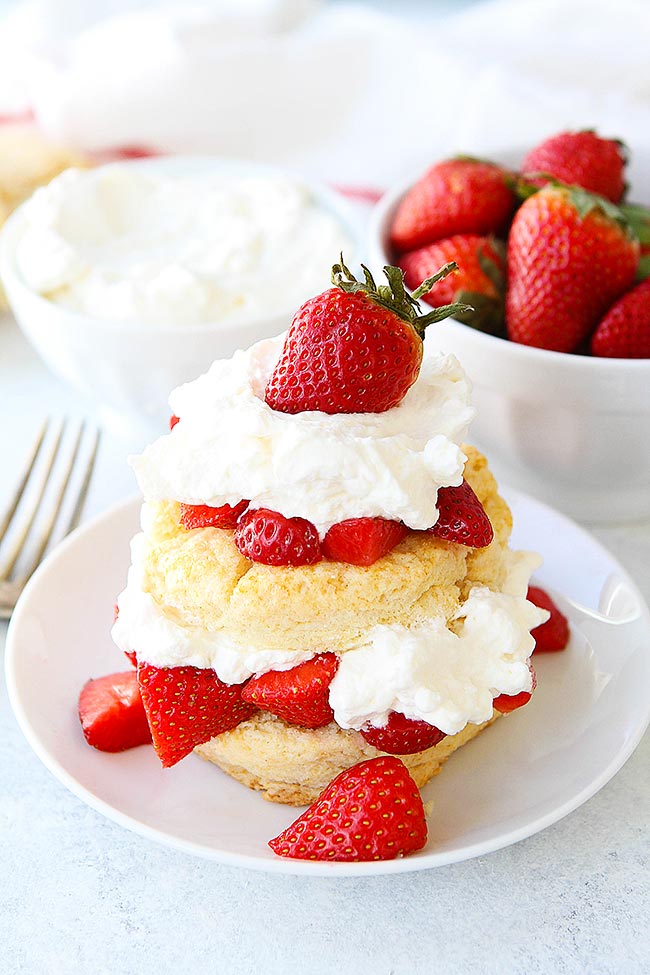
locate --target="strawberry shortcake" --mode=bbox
[109,258,548,806]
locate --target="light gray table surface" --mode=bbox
[1,313,649,975]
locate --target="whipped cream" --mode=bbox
[15,165,351,325]
[112,538,547,734]
[131,335,475,536]
[329,552,547,735]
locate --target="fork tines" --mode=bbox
[0,418,100,613]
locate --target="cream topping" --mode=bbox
[15,165,351,325]
[130,335,475,536]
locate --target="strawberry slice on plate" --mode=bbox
[430,480,493,548]
[242,653,339,729]
[269,756,427,862]
[137,664,256,768]
[359,711,446,755]
[78,671,152,752]
[322,517,408,566]
[528,586,570,652]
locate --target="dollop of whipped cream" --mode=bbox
[131,334,475,536]
[329,551,547,736]
[112,542,548,735]
[15,165,351,325]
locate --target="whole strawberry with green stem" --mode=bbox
[265,257,472,415]
[399,234,506,336]
[522,130,627,204]
[390,158,516,254]
[506,185,639,352]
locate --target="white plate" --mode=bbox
[6,491,650,876]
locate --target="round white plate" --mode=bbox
[6,491,650,876]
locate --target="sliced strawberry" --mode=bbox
[493,667,537,713]
[137,663,256,768]
[242,653,338,728]
[169,414,180,430]
[78,671,152,752]
[430,480,493,548]
[124,650,137,668]
[269,756,427,862]
[179,500,249,531]
[359,711,446,755]
[322,517,408,566]
[527,586,570,652]
[234,507,322,566]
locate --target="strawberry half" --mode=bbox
[430,480,493,548]
[493,667,537,714]
[528,586,570,652]
[359,712,446,755]
[179,500,249,531]
[269,756,427,862]
[322,517,408,566]
[78,671,152,752]
[169,414,180,430]
[137,663,256,768]
[242,653,339,728]
[265,258,470,416]
[234,507,322,566]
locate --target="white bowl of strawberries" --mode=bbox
[368,132,650,524]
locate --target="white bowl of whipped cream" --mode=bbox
[0,156,359,432]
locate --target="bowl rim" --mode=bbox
[0,154,362,337]
[367,167,650,372]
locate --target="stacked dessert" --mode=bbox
[109,258,547,812]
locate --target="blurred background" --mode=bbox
[0,0,647,186]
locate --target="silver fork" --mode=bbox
[0,419,100,619]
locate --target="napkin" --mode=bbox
[1,0,649,186]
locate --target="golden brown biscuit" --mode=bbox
[195,711,500,805]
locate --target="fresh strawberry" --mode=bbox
[179,500,249,531]
[493,667,537,714]
[390,158,516,254]
[124,650,137,668]
[137,663,256,768]
[234,507,322,566]
[359,712,446,755]
[522,130,627,204]
[430,480,493,548]
[590,277,650,358]
[242,653,338,728]
[78,671,152,752]
[169,414,180,430]
[322,517,408,566]
[399,234,506,335]
[265,258,470,415]
[269,756,427,861]
[528,586,570,652]
[506,185,639,352]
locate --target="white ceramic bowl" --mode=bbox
[367,158,650,524]
[0,156,361,434]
